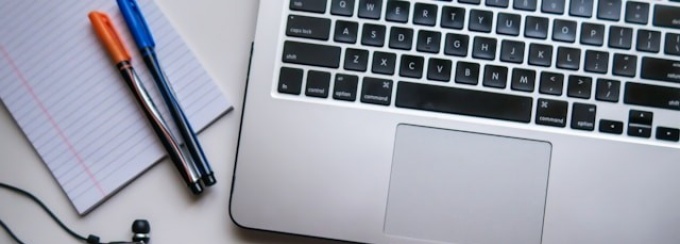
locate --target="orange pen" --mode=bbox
[88,12,204,194]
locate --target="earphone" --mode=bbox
[0,182,150,244]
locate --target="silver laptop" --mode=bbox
[231,0,680,243]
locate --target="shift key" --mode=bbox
[641,57,680,83]
[282,41,341,68]
[653,5,680,29]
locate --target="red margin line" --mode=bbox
[0,45,106,197]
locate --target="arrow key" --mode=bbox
[629,110,653,126]
[599,119,623,134]
[656,127,680,142]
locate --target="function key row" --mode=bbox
[291,0,679,31]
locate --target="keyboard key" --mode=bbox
[286,15,331,41]
[528,44,552,67]
[400,55,425,78]
[569,0,594,17]
[413,3,437,26]
[358,0,382,19]
[609,26,633,49]
[459,0,481,4]
[441,7,465,29]
[372,51,397,75]
[584,50,609,74]
[613,54,636,77]
[416,30,442,53]
[536,99,568,127]
[331,0,355,16]
[656,127,680,142]
[290,0,327,13]
[624,82,680,111]
[597,0,621,21]
[629,110,653,125]
[361,24,386,47]
[641,57,680,83]
[396,82,533,123]
[469,10,493,33]
[628,110,653,138]
[455,62,480,85]
[636,30,661,53]
[525,16,549,39]
[595,79,620,102]
[389,27,413,50]
[333,74,359,101]
[599,120,623,134]
[486,0,509,8]
[511,68,536,92]
[628,126,652,138]
[653,5,680,30]
[361,77,392,105]
[567,75,592,99]
[305,71,331,98]
[514,0,537,11]
[580,23,605,46]
[539,72,564,96]
[472,37,496,60]
[553,19,577,43]
[500,40,525,64]
[427,58,452,82]
[344,48,369,71]
[334,20,358,43]
[386,0,410,23]
[625,1,649,25]
[556,47,580,70]
[497,13,521,36]
[666,33,680,56]
[282,41,341,68]
[571,103,596,131]
[542,0,565,14]
[483,65,508,88]
[444,34,469,57]
[278,67,303,95]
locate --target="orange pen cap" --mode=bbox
[89,11,131,64]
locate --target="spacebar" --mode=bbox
[396,82,533,123]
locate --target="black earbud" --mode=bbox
[131,219,151,243]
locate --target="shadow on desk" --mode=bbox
[236,227,346,244]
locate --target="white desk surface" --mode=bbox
[0,0,340,243]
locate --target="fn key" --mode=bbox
[278,67,303,95]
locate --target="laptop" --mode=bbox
[231,0,680,243]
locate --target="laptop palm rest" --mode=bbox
[384,125,552,244]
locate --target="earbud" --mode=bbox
[131,219,151,243]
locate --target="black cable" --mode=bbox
[0,182,88,243]
[0,182,141,244]
[0,218,25,244]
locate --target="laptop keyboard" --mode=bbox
[277,0,680,143]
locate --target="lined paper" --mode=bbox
[0,0,231,214]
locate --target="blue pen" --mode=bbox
[117,0,216,187]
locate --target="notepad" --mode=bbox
[0,0,232,214]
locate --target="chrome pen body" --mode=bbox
[141,48,216,186]
[117,61,204,194]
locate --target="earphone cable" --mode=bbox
[0,218,24,244]
[0,182,88,243]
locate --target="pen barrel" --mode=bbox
[142,51,216,186]
[117,62,204,194]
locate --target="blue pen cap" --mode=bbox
[117,0,155,49]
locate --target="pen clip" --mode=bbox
[118,0,155,50]
[89,12,131,64]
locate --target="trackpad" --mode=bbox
[384,125,552,244]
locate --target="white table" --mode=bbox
[0,0,339,243]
